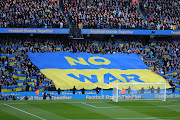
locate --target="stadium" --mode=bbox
[0,0,180,119]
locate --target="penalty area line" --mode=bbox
[81,102,97,108]
[80,102,180,109]
[81,102,119,108]
[4,103,46,120]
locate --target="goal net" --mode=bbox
[112,83,166,102]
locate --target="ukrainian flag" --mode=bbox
[28,81,35,86]
[7,86,13,92]
[115,41,123,47]
[16,68,22,74]
[172,70,178,76]
[31,76,37,82]
[148,65,154,70]
[27,52,171,90]
[156,68,159,72]
[119,42,124,47]
[9,62,15,66]
[151,41,156,46]
[124,42,129,46]
[17,80,24,86]
[145,46,150,51]
[99,45,103,50]
[56,45,62,51]
[13,72,19,79]
[92,41,99,46]
[15,86,22,91]
[8,54,15,60]
[164,53,169,58]
[165,72,169,76]
[46,45,50,50]
[168,71,173,75]
[29,85,35,91]
[38,85,45,91]
[137,54,143,58]
[0,54,6,59]
[18,74,27,80]
[1,86,7,92]
[0,46,6,50]
[155,44,159,48]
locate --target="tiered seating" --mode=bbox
[62,0,147,29]
[0,0,68,28]
[140,0,180,30]
[0,38,179,92]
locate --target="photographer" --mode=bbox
[13,95,19,100]
[3,95,8,101]
[24,96,29,100]
[0,93,2,100]
[73,86,76,94]
[96,87,99,94]
[43,92,47,100]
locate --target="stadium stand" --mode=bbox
[61,0,148,29]
[140,0,180,30]
[1,0,179,30]
[0,36,180,91]
[0,0,68,28]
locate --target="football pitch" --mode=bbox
[0,98,180,120]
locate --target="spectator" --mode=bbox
[0,0,68,28]
[0,36,179,92]
[62,0,146,29]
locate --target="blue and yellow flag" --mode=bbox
[38,85,45,91]
[27,52,171,90]
[92,41,99,46]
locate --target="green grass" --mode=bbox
[0,98,180,120]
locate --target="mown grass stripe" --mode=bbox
[4,103,46,120]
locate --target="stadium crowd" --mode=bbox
[140,0,180,30]
[62,0,148,29]
[0,36,180,92]
[0,0,68,28]
[0,0,180,30]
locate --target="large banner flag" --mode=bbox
[27,52,171,89]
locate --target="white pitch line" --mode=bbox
[81,102,180,109]
[4,103,46,120]
[81,102,97,108]
[81,102,121,108]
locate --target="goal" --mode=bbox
[112,83,166,102]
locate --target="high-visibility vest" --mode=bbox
[132,0,138,4]
[120,89,125,94]
[35,90,39,95]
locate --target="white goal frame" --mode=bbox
[112,83,166,102]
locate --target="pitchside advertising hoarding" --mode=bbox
[0,28,180,35]
[1,90,180,100]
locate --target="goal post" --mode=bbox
[112,83,166,102]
